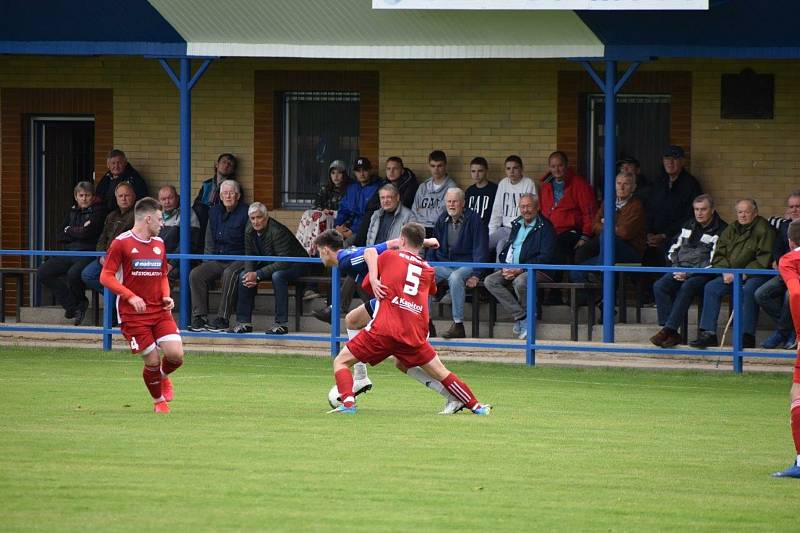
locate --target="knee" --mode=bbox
[344,310,359,330]
[163,347,184,362]
[448,272,464,287]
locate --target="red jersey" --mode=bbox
[780,248,800,337]
[102,230,168,322]
[362,249,437,346]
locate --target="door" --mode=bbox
[29,117,95,303]
[585,94,671,194]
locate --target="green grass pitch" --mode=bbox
[1,345,798,531]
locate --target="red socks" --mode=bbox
[335,368,355,407]
[161,357,183,376]
[143,365,163,400]
[791,398,800,454]
[442,372,478,409]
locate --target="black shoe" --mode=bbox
[312,305,332,324]
[187,316,209,332]
[742,333,756,349]
[206,317,230,332]
[428,319,437,338]
[73,306,87,326]
[229,323,253,334]
[265,324,288,335]
[689,330,719,349]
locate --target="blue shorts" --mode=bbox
[365,298,377,317]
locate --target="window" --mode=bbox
[281,91,360,207]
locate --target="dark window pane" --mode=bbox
[282,91,359,207]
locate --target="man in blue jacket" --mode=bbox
[484,193,556,340]
[334,157,380,245]
[188,179,249,332]
[428,188,489,339]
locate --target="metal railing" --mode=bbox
[0,248,793,373]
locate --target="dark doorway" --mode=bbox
[584,94,671,194]
[29,117,95,303]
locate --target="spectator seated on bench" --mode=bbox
[484,193,555,340]
[36,181,106,326]
[229,202,309,335]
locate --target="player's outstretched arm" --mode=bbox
[422,237,439,249]
[364,247,387,299]
[384,237,401,250]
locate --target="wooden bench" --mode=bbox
[0,267,37,322]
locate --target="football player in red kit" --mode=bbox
[329,221,491,415]
[100,197,184,413]
[774,219,800,477]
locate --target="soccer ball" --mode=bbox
[327,385,342,409]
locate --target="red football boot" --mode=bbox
[153,400,170,414]
[161,377,174,402]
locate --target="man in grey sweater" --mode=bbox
[412,150,457,238]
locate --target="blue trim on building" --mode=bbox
[0,41,186,56]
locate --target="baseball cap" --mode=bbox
[353,157,372,171]
[662,145,685,159]
[329,160,346,172]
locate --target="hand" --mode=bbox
[723,273,733,284]
[370,276,388,300]
[574,239,587,248]
[673,272,687,281]
[335,224,352,238]
[502,268,522,280]
[242,271,259,287]
[162,296,175,311]
[465,276,479,289]
[647,233,666,246]
[423,237,440,249]
[128,295,146,313]
[99,256,105,266]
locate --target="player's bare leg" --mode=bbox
[330,347,359,414]
[141,346,170,413]
[773,382,800,477]
[158,339,184,403]
[345,306,373,396]
[420,355,491,415]
[394,360,464,414]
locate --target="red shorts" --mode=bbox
[120,312,181,355]
[346,329,437,368]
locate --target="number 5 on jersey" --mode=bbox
[403,264,423,296]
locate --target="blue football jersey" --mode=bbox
[336,241,389,282]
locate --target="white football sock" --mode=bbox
[353,362,368,381]
[405,366,456,401]
[796,454,800,467]
[346,328,361,340]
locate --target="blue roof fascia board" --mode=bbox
[0,41,187,57]
[603,45,800,60]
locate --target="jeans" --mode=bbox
[236,263,308,325]
[433,266,474,322]
[484,269,527,321]
[38,255,94,313]
[569,236,641,283]
[80,259,105,293]
[698,275,769,335]
[488,226,511,261]
[653,272,714,331]
[754,274,792,332]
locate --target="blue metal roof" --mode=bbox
[579,0,800,59]
[0,0,186,56]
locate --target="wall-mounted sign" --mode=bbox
[373,0,708,9]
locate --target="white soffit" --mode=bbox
[149,0,604,59]
[372,0,708,9]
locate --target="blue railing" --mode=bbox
[0,248,793,373]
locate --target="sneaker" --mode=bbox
[512,319,525,335]
[689,330,719,349]
[785,333,798,351]
[441,322,466,339]
[187,316,209,332]
[772,463,800,478]
[153,400,170,413]
[303,289,321,301]
[353,377,373,397]
[518,327,528,340]
[265,324,289,335]
[161,377,174,402]
[761,330,787,349]
[438,398,465,415]
[312,305,332,324]
[206,317,229,332]
[229,323,253,334]
[327,404,356,414]
[471,403,492,416]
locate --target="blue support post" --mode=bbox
[525,267,536,366]
[102,287,113,351]
[330,266,341,357]
[732,273,743,373]
[601,60,618,343]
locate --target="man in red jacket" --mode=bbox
[538,151,597,267]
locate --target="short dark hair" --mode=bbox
[693,193,714,209]
[74,181,95,196]
[505,155,523,167]
[789,219,800,246]
[401,222,425,248]
[314,229,345,252]
[134,197,162,220]
[386,156,404,167]
[428,150,447,164]
[107,149,126,160]
[470,157,488,169]
[114,181,135,194]
[549,151,568,165]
